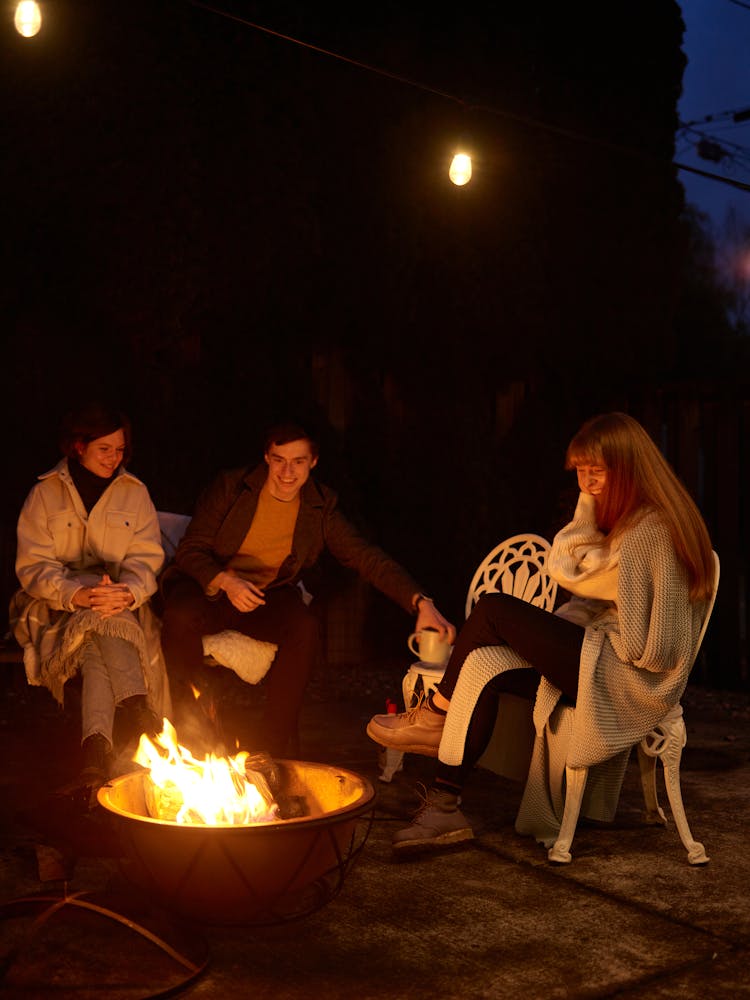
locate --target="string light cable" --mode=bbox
[186,0,750,194]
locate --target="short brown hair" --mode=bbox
[263,421,319,459]
[59,402,133,465]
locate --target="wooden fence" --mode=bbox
[636,383,748,689]
[1,379,747,690]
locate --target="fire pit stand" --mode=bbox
[1,887,209,996]
[2,760,375,992]
[97,759,376,926]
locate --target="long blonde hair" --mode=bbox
[565,412,714,602]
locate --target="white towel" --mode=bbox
[202,630,278,685]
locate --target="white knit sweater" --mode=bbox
[439,493,708,841]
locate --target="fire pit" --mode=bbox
[98,760,375,926]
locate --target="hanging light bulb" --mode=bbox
[14,1,42,37]
[449,152,472,186]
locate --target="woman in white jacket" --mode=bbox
[10,403,169,804]
[367,412,715,849]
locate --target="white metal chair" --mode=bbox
[547,551,720,866]
[378,534,557,781]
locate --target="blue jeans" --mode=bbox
[80,631,145,747]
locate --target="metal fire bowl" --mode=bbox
[98,760,376,926]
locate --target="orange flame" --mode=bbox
[134,718,279,826]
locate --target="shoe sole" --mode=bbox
[366,722,440,757]
[392,828,474,850]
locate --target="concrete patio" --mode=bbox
[1,662,749,999]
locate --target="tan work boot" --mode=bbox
[366,694,445,756]
[392,787,474,849]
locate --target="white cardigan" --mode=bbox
[439,494,708,841]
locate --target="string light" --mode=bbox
[449,153,472,186]
[14,1,42,37]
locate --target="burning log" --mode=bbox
[134,719,279,825]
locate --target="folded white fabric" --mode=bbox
[202,630,278,685]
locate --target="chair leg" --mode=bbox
[548,766,589,864]
[640,713,709,865]
[372,670,415,783]
[661,757,709,864]
[378,746,404,783]
[637,743,667,826]
[401,669,419,711]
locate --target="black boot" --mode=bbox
[80,732,111,785]
[53,733,111,812]
[120,694,160,741]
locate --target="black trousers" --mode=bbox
[161,577,320,756]
[435,592,584,788]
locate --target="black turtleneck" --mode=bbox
[69,458,114,514]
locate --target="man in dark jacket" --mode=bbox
[161,422,454,755]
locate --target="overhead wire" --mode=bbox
[676,114,750,187]
[679,123,750,159]
[681,105,750,127]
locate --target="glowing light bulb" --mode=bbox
[15,1,42,37]
[449,153,472,186]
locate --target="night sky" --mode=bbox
[677,0,750,234]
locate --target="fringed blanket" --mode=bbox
[10,591,171,721]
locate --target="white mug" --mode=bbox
[407,629,453,667]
